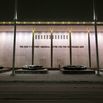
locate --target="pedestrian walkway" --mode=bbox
[0,70,103,83]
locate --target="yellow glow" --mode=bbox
[17,22,20,24]
[67,22,71,24]
[23,22,26,24]
[52,22,56,24]
[83,22,86,24]
[32,28,35,34]
[50,28,53,33]
[68,27,72,33]
[2,22,6,24]
[0,21,103,25]
[38,22,41,24]
[47,22,50,24]
[77,22,80,24]
[87,28,90,33]
[61,22,65,24]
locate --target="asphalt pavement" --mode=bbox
[0,70,103,103]
[0,82,103,103]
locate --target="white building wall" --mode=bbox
[0,32,13,67]
[90,33,97,68]
[98,32,103,68]
[16,32,32,67]
[34,32,51,68]
[72,32,89,67]
[53,32,69,68]
[0,25,103,69]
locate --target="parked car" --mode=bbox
[22,65,44,70]
[63,65,87,70]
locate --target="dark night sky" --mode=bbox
[0,0,103,21]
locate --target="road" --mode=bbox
[0,82,103,103]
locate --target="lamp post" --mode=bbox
[11,0,17,76]
[93,0,100,75]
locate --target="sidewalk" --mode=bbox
[0,70,103,83]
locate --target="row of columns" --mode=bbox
[27,28,96,70]
[11,26,100,76]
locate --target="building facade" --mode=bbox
[0,22,103,69]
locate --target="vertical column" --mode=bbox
[94,19,100,75]
[69,29,72,65]
[88,30,91,68]
[93,0,100,75]
[11,0,17,76]
[32,28,35,65]
[50,29,53,68]
[12,20,16,76]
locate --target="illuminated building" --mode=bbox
[0,21,103,70]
